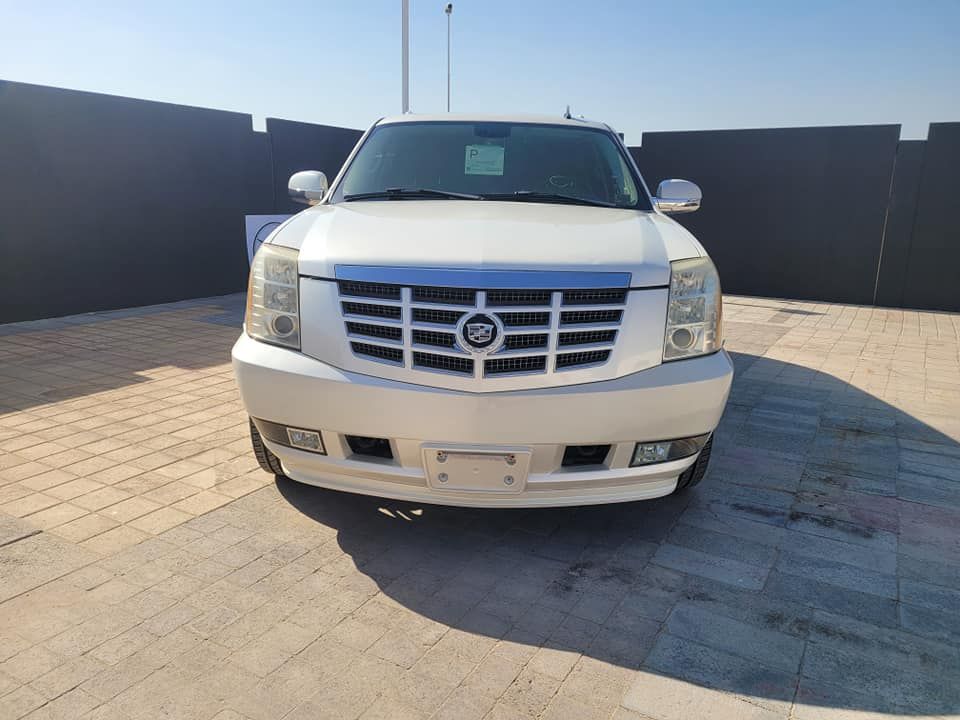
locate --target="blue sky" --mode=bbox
[1,0,957,141]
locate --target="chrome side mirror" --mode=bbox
[655,179,702,214]
[288,170,329,205]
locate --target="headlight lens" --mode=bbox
[663,257,721,361]
[246,244,300,350]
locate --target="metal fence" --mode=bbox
[1,78,956,323]
[631,123,960,312]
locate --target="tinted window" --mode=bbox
[336,121,649,210]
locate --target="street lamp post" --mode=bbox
[445,3,453,112]
[402,0,410,113]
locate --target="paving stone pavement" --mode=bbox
[1,293,959,719]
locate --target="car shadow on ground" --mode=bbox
[274,351,960,717]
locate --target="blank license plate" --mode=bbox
[422,446,531,493]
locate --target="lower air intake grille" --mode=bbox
[413,352,474,375]
[562,444,611,467]
[556,350,610,369]
[485,356,548,375]
[346,435,394,459]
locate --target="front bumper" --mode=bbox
[232,334,733,507]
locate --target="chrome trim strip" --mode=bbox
[335,265,632,289]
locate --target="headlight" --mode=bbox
[663,257,722,361]
[245,244,300,350]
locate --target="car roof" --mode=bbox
[376,113,613,132]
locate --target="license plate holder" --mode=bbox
[422,445,531,493]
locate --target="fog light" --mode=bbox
[286,428,324,452]
[630,433,711,467]
[252,418,327,455]
[670,327,695,349]
[271,314,296,337]
[633,442,671,465]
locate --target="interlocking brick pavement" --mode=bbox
[1,293,959,719]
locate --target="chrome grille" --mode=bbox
[346,322,403,342]
[556,349,610,369]
[560,309,623,325]
[337,278,626,378]
[412,329,456,348]
[342,301,401,320]
[351,342,403,364]
[413,308,463,325]
[558,329,617,346]
[413,352,473,375]
[503,333,549,351]
[497,311,550,327]
[412,286,476,305]
[562,289,627,305]
[485,356,547,375]
[487,290,552,306]
[340,281,401,300]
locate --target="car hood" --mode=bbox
[272,200,704,287]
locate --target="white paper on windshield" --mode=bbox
[464,144,505,175]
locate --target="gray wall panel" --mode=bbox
[1,80,957,321]
[630,125,901,305]
[900,123,960,312]
[874,140,925,308]
[265,118,363,213]
[0,80,273,323]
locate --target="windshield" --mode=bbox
[333,121,651,210]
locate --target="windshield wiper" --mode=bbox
[343,187,482,201]
[481,191,617,208]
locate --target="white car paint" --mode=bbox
[233,334,731,507]
[282,200,704,282]
[233,114,732,507]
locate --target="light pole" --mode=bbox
[445,3,453,112]
[402,0,410,113]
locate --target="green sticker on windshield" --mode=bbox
[465,144,504,176]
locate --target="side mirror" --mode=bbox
[655,179,701,214]
[288,171,329,205]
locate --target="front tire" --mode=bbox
[249,419,288,478]
[673,435,713,493]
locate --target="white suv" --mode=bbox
[232,114,732,507]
